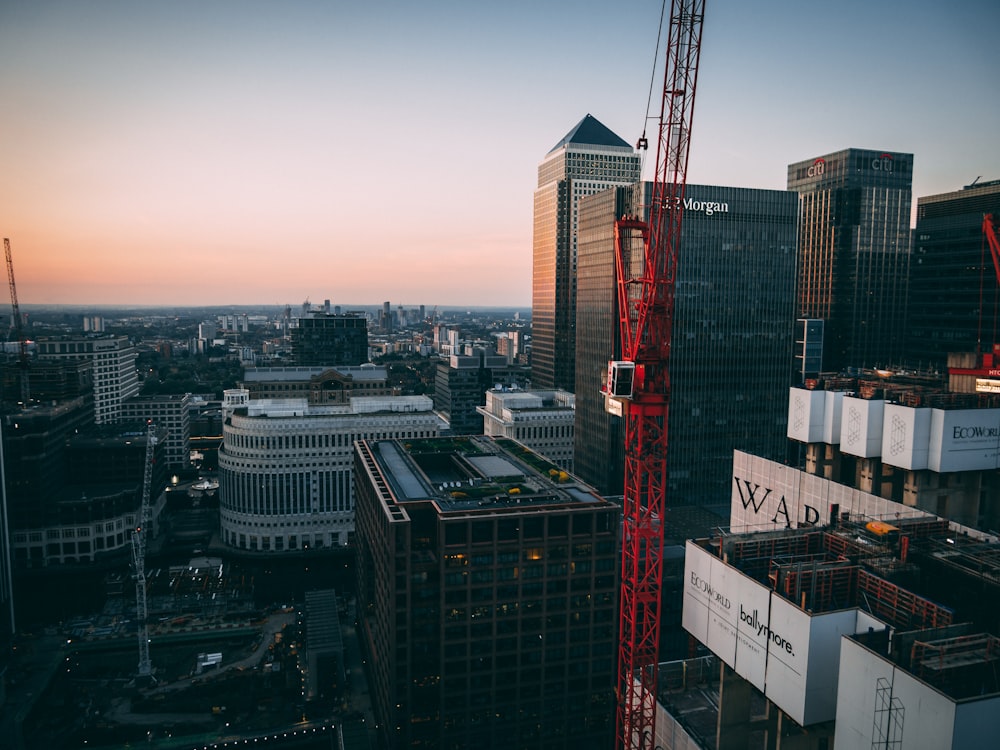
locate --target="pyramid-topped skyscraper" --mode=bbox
[531,114,639,391]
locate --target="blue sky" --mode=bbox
[1,0,997,306]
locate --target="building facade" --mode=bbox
[218,391,440,551]
[354,436,619,749]
[6,415,168,569]
[36,335,140,424]
[906,179,1000,370]
[477,388,575,471]
[532,114,640,391]
[242,365,394,404]
[432,352,525,435]
[574,183,799,506]
[290,313,368,367]
[121,393,191,473]
[788,149,913,373]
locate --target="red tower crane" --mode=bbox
[3,238,30,405]
[984,213,1000,287]
[608,2,705,748]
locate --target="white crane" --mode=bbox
[132,421,157,680]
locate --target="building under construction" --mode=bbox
[651,447,1000,749]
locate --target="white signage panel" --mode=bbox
[822,391,844,444]
[787,388,826,443]
[763,596,811,723]
[928,408,1000,472]
[880,403,931,470]
[839,397,884,458]
[731,573,771,692]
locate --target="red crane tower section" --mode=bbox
[610,2,705,748]
[947,214,1000,379]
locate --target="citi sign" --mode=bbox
[807,158,825,177]
[872,153,894,172]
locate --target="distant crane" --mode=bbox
[3,238,30,404]
[132,421,158,681]
[608,2,705,748]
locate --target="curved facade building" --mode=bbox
[219,391,439,551]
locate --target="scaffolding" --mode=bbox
[909,633,1000,699]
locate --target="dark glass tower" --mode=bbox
[290,313,368,366]
[531,115,640,391]
[906,179,1000,370]
[574,183,799,508]
[788,149,913,373]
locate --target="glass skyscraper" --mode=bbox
[532,115,640,392]
[788,148,913,373]
[906,179,1000,370]
[574,183,799,508]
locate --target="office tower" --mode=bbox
[532,114,640,391]
[120,393,192,472]
[478,388,575,470]
[218,390,439,551]
[290,312,368,367]
[574,183,799,506]
[432,351,525,434]
[906,179,1000,370]
[35,336,140,424]
[354,436,619,749]
[788,149,913,373]
[4,411,167,570]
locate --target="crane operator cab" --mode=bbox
[605,361,639,416]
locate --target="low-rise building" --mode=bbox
[477,388,575,471]
[218,389,441,551]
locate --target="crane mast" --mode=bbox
[3,238,30,405]
[132,421,157,680]
[612,3,705,748]
[984,214,1000,287]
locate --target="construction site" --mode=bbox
[655,512,1000,749]
[5,555,371,750]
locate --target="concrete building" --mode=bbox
[649,450,1000,750]
[788,149,913,373]
[574,183,799,504]
[6,414,168,570]
[353,435,619,749]
[218,389,440,551]
[121,393,192,473]
[242,364,395,404]
[433,351,525,435]
[36,335,140,424]
[477,388,575,471]
[906,179,1000,371]
[291,312,368,366]
[532,114,641,391]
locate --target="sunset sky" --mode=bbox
[2,0,998,308]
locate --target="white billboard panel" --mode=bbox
[762,596,811,723]
[822,391,843,444]
[880,403,931,470]
[839,397,884,458]
[731,575,771,692]
[929,408,1000,472]
[730,452,933,534]
[787,388,826,443]
[683,542,740,666]
[704,554,738,665]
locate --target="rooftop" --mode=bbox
[365,435,608,513]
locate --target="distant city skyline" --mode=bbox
[2,0,997,307]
